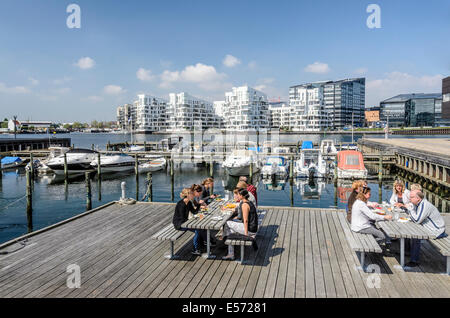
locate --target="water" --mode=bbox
[1,132,449,245]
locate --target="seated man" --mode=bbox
[406,190,447,267]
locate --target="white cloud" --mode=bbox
[75,57,95,70]
[136,68,155,81]
[248,61,257,70]
[354,67,368,75]
[304,62,330,74]
[223,54,241,68]
[28,77,39,86]
[366,72,444,106]
[53,77,72,85]
[254,85,267,92]
[103,85,126,95]
[0,82,30,94]
[160,63,230,91]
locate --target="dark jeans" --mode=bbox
[410,231,448,263]
[180,228,207,250]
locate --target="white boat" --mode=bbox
[320,139,338,156]
[128,145,145,152]
[294,149,327,178]
[138,157,166,173]
[46,148,98,175]
[222,149,261,176]
[90,153,136,173]
[35,146,71,174]
[295,179,326,199]
[261,156,289,178]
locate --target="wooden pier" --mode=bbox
[0,202,449,298]
[0,138,71,153]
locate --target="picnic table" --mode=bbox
[181,199,235,258]
[374,204,435,268]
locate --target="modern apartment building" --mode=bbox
[380,93,443,127]
[222,86,269,131]
[134,94,168,133]
[442,76,450,122]
[116,103,136,131]
[268,102,292,129]
[288,83,329,131]
[166,92,222,131]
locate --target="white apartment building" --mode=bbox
[116,103,136,131]
[289,83,330,131]
[134,94,168,133]
[268,102,292,129]
[223,86,269,131]
[166,92,222,131]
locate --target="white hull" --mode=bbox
[225,164,260,176]
[138,158,166,173]
[337,168,368,179]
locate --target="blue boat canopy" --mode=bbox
[301,141,313,149]
[248,146,262,152]
[1,156,22,165]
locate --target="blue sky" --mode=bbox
[0,0,449,122]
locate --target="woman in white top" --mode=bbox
[351,187,392,249]
[389,180,410,209]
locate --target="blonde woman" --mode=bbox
[390,180,410,209]
[346,180,366,223]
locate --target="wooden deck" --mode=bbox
[0,202,449,298]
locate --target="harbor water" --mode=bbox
[0,132,449,245]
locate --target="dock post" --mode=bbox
[30,153,34,179]
[26,169,33,217]
[85,172,92,211]
[135,155,139,201]
[170,158,174,176]
[378,181,382,204]
[64,153,68,181]
[144,141,147,151]
[91,144,95,151]
[171,173,174,202]
[72,144,74,150]
[121,181,126,200]
[209,155,213,177]
[146,172,153,202]
[249,162,253,184]
[333,157,338,182]
[289,156,294,179]
[107,141,110,151]
[97,153,102,201]
[378,154,383,181]
[290,178,294,207]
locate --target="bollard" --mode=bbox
[85,172,92,211]
[147,172,153,202]
[64,153,68,181]
[121,181,126,200]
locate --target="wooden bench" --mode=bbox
[428,236,450,275]
[151,224,186,259]
[225,209,267,264]
[338,212,382,270]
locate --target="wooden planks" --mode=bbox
[1,203,449,298]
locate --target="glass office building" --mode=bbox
[380,93,442,127]
[443,76,450,123]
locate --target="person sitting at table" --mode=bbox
[221,189,258,260]
[236,181,257,208]
[406,190,447,267]
[389,180,410,210]
[351,186,393,254]
[173,188,207,256]
[200,177,217,204]
[410,183,422,192]
[346,180,366,223]
[239,176,258,205]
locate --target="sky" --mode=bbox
[0,0,449,122]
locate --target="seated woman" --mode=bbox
[390,180,410,210]
[351,187,393,254]
[222,189,258,260]
[346,180,366,223]
[200,177,217,205]
[172,188,207,256]
[236,181,257,208]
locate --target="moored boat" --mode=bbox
[336,150,368,179]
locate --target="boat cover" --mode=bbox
[1,156,22,165]
[337,150,365,170]
[301,141,313,149]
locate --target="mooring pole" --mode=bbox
[378,154,383,182]
[290,156,294,179]
[85,172,92,211]
[26,169,33,215]
[64,153,68,181]
[147,172,153,202]
[30,153,34,179]
[249,162,253,184]
[135,154,139,201]
[209,155,213,177]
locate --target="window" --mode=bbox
[346,155,360,166]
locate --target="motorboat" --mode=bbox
[320,140,338,156]
[340,143,359,151]
[34,146,71,174]
[1,156,23,170]
[46,148,98,175]
[294,149,327,178]
[261,156,289,178]
[336,150,368,179]
[90,153,136,173]
[222,141,262,176]
[138,157,167,173]
[129,145,145,152]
